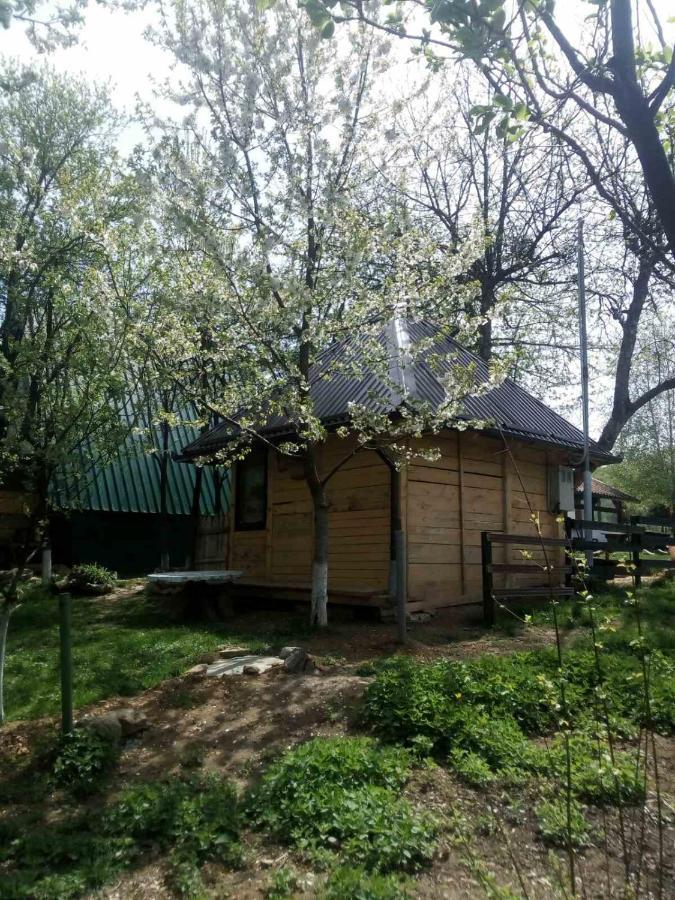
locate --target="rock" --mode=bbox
[408,611,433,624]
[242,656,284,675]
[218,646,251,659]
[302,655,322,675]
[186,663,208,678]
[80,714,122,743]
[79,708,148,742]
[115,708,149,736]
[283,648,308,673]
[207,655,264,677]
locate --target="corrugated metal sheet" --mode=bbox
[52,410,232,516]
[181,319,615,463]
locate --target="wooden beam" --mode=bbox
[458,431,467,594]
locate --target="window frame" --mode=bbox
[234,447,268,531]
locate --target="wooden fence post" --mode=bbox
[481,531,494,627]
[630,515,642,588]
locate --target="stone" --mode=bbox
[408,611,433,624]
[304,655,318,674]
[283,648,307,673]
[79,708,148,742]
[115,708,150,736]
[207,655,262,677]
[218,647,251,659]
[242,657,284,675]
[186,664,208,678]
[279,645,302,660]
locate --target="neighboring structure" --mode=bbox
[574,476,638,525]
[181,320,615,616]
[50,420,231,576]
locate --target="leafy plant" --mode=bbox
[323,865,410,899]
[67,563,117,594]
[544,733,645,807]
[265,866,299,899]
[105,774,241,896]
[248,737,436,873]
[535,798,592,849]
[53,727,120,796]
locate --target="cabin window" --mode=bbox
[235,448,267,530]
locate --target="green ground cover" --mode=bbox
[3,582,310,722]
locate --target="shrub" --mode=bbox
[448,749,495,788]
[53,727,120,796]
[67,563,117,594]
[323,866,410,899]
[248,737,436,873]
[544,733,645,807]
[0,819,131,900]
[535,798,591,849]
[104,773,241,896]
[265,866,299,899]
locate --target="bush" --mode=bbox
[0,819,131,900]
[448,749,496,788]
[248,737,436,873]
[67,563,117,594]
[535,798,591,849]
[544,733,645,807]
[105,773,241,864]
[323,866,410,899]
[53,727,120,796]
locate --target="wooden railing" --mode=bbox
[480,531,573,627]
[482,517,675,626]
[568,516,675,587]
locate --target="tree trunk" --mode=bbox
[304,449,329,628]
[310,489,329,628]
[0,603,11,724]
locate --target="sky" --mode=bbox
[3,0,674,439]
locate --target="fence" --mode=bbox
[481,516,675,625]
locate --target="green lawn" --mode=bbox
[3,583,309,722]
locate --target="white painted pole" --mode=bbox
[577,219,594,568]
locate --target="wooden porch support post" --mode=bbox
[457,432,466,595]
[376,449,407,644]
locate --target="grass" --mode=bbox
[3,582,312,722]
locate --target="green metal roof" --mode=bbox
[51,415,231,517]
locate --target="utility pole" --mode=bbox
[577,219,593,567]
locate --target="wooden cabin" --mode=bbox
[181,320,615,618]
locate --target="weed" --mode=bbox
[53,727,120,796]
[544,733,645,806]
[265,866,299,899]
[248,737,436,873]
[448,749,496,788]
[535,798,592,849]
[67,563,117,593]
[323,865,410,899]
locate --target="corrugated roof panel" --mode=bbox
[181,319,616,464]
[51,406,231,517]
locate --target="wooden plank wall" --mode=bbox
[406,430,564,608]
[230,437,390,592]
[195,514,229,570]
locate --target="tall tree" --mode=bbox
[320,0,675,263]
[0,66,152,720]
[388,69,582,365]
[150,0,484,626]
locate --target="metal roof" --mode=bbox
[181,319,616,464]
[51,411,232,517]
[575,477,638,503]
